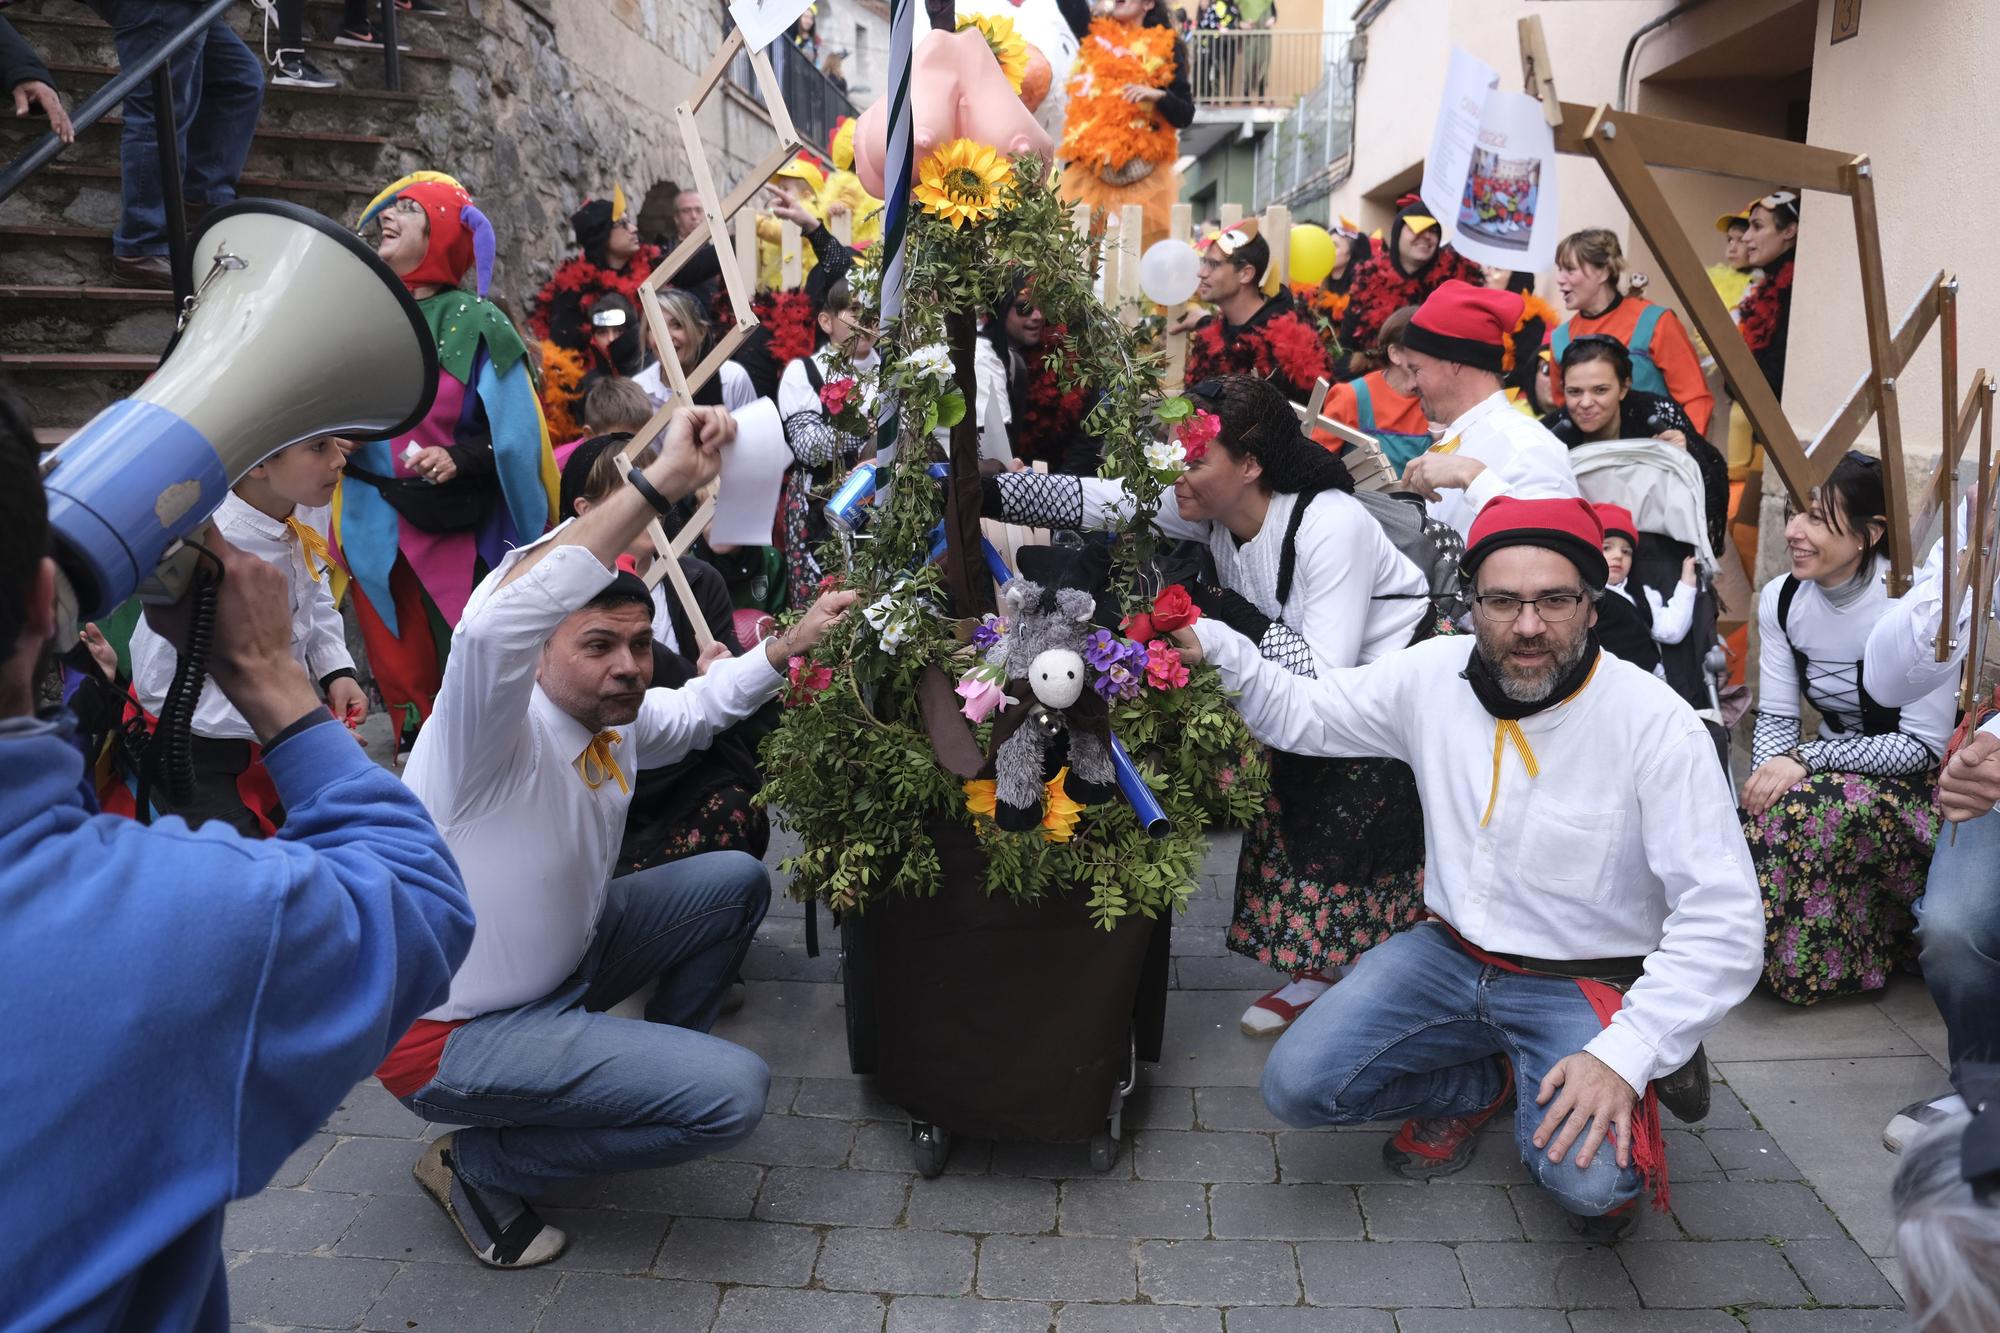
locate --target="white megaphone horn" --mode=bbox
[39,199,439,632]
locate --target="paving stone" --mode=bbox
[328,1193,475,1265]
[1618,1240,1812,1308]
[1699,1128,1805,1181]
[1777,1236,1905,1308]
[1056,1307,1223,1333]
[852,1119,924,1172]
[1178,953,1284,989]
[713,1111,857,1167]
[1506,1185,1682,1243]
[817,1226,977,1296]
[222,1190,365,1255]
[1740,1313,1910,1332]
[228,1252,398,1327]
[1277,1131,1401,1184]
[994,1138,1133,1179]
[322,1079,426,1139]
[1357,1184,1522,1242]
[1296,1242,1468,1308]
[1139,1238,1300,1305]
[267,1133,335,1190]
[741,937,843,982]
[756,1164,909,1226]
[767,1074,803,1113]
[1209,1183,1364,1240]
[540,1207,676,1276]
[651,1216,821,1287]
[532,1274,720,1333]
[1666,1181,1843,1240]
[1661,1130,1727,1183]
[1691,1082,1758,1131]
[538,1158,764,1218]
[1391,1312,1568,1333]
[1223,1311,1397,1333]
[908,1173,1057,1234]
[1567,1313,1744,1333]
[1127,1084,1199,1131]
[358,1262,558,1332]
[1450,1241,1637,1308]
[794,1075,906,1121]
[885,1295,1056,1333]
[1136,1130,1276,1183]
[711,1285,887,1333]
[302,1136,423,1197]
[1060,1179,1209,1239]
[1195,1086,1291,1133]
[977,1235,1139,1302]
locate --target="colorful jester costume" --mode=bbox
[334,171,558,749]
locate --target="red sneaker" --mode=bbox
[1382,1059,1515,1180]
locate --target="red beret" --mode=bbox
[1593,503,1639,550]
[1403,280,1526,374]
[1463,495,1609,587]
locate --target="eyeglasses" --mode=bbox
[1471,592,1586,623]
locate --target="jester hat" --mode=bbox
[358,170,496,298]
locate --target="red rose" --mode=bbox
[1121,611,1155,643]
[1151,584,1201,633]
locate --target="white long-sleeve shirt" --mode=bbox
[1609,578,1696,645]
[404,527,782,1022]
[1865,524,2000,752]
[129,492,353,742]
[1424,391,1580,537]
[1191,621,1764,1094]
[634,358,758,413]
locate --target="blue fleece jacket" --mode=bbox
[0,713,472,1331]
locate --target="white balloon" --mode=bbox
[1138,239,1200,306]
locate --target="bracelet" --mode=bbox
[627,465,677,518]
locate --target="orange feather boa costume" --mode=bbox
[1057,19,1180,246]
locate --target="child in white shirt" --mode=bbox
[128,436,366,835]
[1598,503,1697,647]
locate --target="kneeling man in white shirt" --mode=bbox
[1179,496,1761,1240]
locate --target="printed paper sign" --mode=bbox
[1421,49,1561,274]
[709,398,791,547]
[728,0,811,55]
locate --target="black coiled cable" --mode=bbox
[134,541,223,823]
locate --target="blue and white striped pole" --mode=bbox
[873,0,914,468]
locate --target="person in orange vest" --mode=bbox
[1552,228,1714,436]
[1316,305,1430,476]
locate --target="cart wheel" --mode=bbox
[912,1123,952,1178]
[1089,1129,1119,1173]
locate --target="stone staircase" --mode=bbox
[0,0,465,441]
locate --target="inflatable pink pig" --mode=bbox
[853,27,1055,197]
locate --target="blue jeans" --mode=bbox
[400,851,772,1198]
[1262,922,1643,1217]
[89,1,264,256]
[1916,807,2000,1080]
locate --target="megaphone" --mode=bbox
[40,199,439,634]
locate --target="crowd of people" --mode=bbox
[6,7,2000,1329]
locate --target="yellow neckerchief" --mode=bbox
[1479,653,1601,828]
[575,729,630,794]
[284,516,334,584]
[1428,435,1461,455]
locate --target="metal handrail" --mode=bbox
[0,0,407,305]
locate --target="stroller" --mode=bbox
[1570,438,1735,777]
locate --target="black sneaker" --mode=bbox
[1653,1045,1711,1123]
[270,51,336,89]
[413,1134,567,1268]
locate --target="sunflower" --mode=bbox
[913,139,1012,230]
[964,778,998,820]
[957,12,1029,93]
[1041,768,1085,843]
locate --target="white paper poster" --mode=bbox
[728,0,812,55]
[1421,48,1562,274]
[708,398,791,547]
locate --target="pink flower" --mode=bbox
[1176,408,1221,460]
[1144,640,1190,690]
[785,654,833,706]
[818,377,856,414]
[956,675,1012,723]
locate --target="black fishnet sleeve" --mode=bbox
[782,411,861,469]
[1799,730,1939,777]
[1189,584,1317,678]
[984,470,1085,529]
[1751,711,1801,768]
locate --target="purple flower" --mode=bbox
[1095,656,1142,700]
[972,615,1008,652]
[1084,628,1125,672]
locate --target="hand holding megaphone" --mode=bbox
[140,528,325,744]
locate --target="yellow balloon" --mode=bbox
[1289,224,1338,287]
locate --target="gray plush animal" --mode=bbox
[990,578,1118,832]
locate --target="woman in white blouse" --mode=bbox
[632,287,759,413]
[1740,453,1956,1003]
[985,375,1435,1037]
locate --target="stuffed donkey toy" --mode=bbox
[991,577,1118,831]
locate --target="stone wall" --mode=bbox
[419,0,782,324]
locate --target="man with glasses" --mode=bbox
[1185,220,1333,406]
[1173,496,1762,1241]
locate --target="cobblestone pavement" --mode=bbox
[226,830,1943,1332]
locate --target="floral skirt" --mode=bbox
[619,782,771,877]
[1741,769,1939,1005]
[1226,749,1428,976]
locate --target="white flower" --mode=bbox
[863,593,914,654]
[1143,438,1188,472]
[905,342,956,386]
